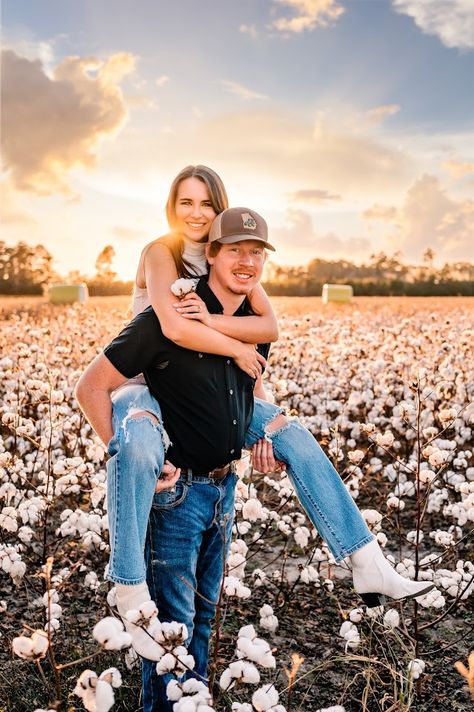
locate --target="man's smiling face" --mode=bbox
[207,240,266,296]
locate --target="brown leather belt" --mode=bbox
[181,463,232,480]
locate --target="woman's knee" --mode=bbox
[116,413,168,468]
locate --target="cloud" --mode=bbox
[0,182,37,226]
[111,226,145,240]
[366,175,474,261]
[95,108,414,205]
[272,208,371,262]
[363,203,398,221]
[155,75,169,87]
[288,189,342,204]
[392,0,474,50]
[1,49,137,195]
[366,104,400,125]
[219,80,269,100]
[272,0,345,33]
[240,24,259,39]
[441,158,474,179]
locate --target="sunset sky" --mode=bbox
[1,0,473,279]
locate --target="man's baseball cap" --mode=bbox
[209,207,276,251]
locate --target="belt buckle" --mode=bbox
[209,463,230,479]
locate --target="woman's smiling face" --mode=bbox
[173,177,217,242]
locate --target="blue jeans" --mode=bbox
[141,469,236,712]
[107,385,373,583]
[244,398,373,560]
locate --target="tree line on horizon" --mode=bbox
[1,241,473,297]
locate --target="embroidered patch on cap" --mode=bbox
[241,213,257,230]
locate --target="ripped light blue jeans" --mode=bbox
[107,384,373,585]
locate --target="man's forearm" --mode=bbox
[75,384,114,446]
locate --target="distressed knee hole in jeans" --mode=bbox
[121,408,171,451]
[263,412,296,442]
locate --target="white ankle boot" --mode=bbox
[350,540,435,607]
[115,583,164,661]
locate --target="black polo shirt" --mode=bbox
[104,278,269,472]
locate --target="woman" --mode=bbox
[84,165,433,659]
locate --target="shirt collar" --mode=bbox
[196,276,250,316]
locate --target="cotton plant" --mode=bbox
[2,293,474,709]
[259,604,278,633]
[167,678,214,711]
[74,667,122,712]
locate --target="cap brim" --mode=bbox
[217,234,276,251]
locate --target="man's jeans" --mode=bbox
[142,469,236,712]
[107,384,372,585]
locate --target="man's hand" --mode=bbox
[155,460,181,493]
[173,293,211,327]
[251,438,285,474]
[234,344,267,379]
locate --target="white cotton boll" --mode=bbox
[161,621,188,643]
[383,609,400,629]
[387,495,405,511]
[242,498,264,521]
[232,704,253,712]
[348,449,364,463]
[171,278,198,297]
[12,635,34,659]
[294,526,310,548]
[93,617,131,650]
[439,408,457,423]
[260,612,279,633]
[300,565,320,584]
[156,653,177,675]
[30,630,49,656]
[349,608,363,623]
[239,624,257,640]
[166,679,183,701]
[316,707,346,712]
[375,431,395,448]
[219,667,234,691]
[0,506,18,532]
[241,662,261,684]
[252,684,279,711]
[323,578,334,592]
[429,449,449,468]
[90,679,114,712]
[139,600,158,619]
[361,509,383,531]
[417,588,446,609]
[227,551,247,579]
[235,521,252,535]
[408,658,425,680]
[406,530,424,544]
[419,469,437,484]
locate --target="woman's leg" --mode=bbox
[107,384,168,584]
[107,383,171,658]
[245,399,434,605]
[245,398,373,561]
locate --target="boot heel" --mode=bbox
[359,592,386,607]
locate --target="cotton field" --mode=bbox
[0,296,473,712]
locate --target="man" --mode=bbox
[75,208,273,711]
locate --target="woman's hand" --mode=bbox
[155,460,181,493]
[234,344,267,379]
[173,293,212,327]
[251,438,285,474]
